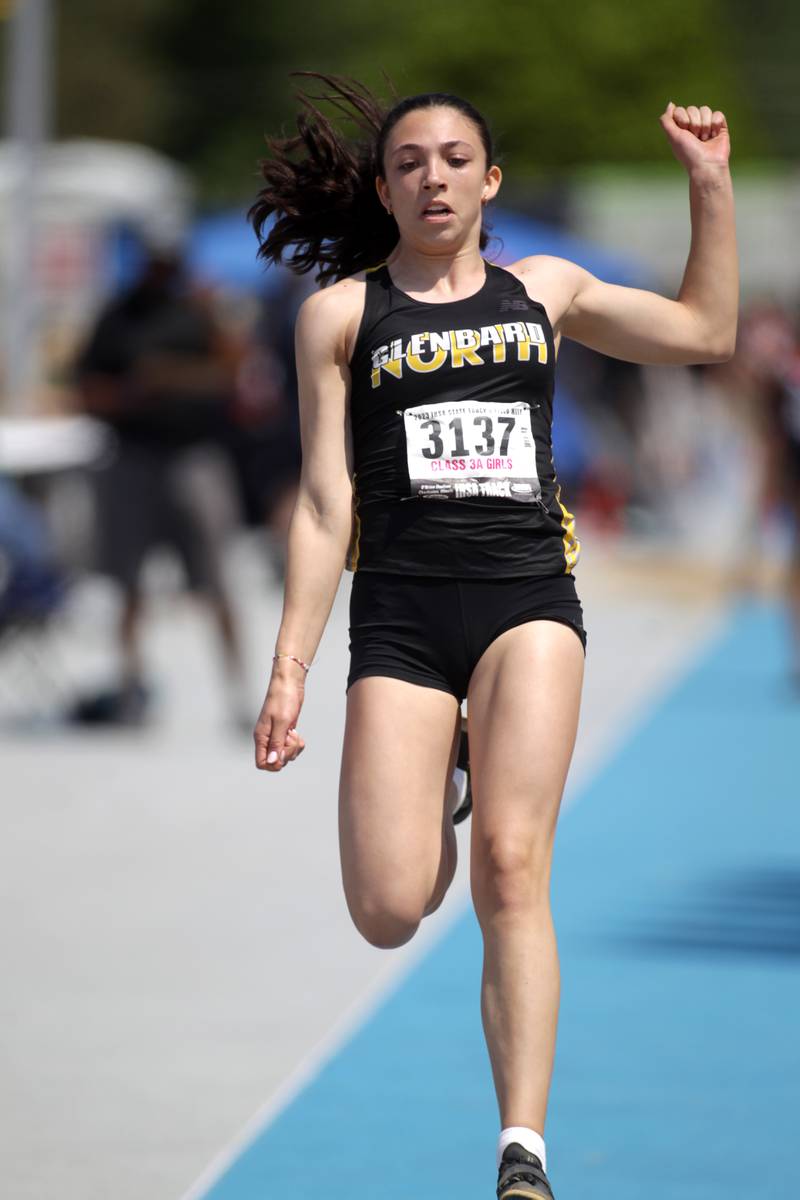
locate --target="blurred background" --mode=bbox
[1,0,799,727]
[1,3,799,1199]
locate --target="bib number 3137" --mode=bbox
[403,399,541,503]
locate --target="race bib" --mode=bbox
[403,399,541,503]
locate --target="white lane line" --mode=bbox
[178,875,472,1200]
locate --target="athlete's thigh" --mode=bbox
[466,619,584,862]
[339,675,460,907]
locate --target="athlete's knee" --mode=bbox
[471,828,553,915]
[346,894,422,949]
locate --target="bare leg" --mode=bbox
[339,676,461,948]
[468,620,584,1131]
[208,593,244,677]
[267,481,299,552]
[119,588,144,687]
[207,592,251,725]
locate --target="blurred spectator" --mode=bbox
[554,341,645,534]
[73,248,248,726]
[632,356,763,560]
[228,272,306,579]
[733,303,800,686]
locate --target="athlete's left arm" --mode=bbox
[555,103,737,366]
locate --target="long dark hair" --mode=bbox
[249,71,496,286]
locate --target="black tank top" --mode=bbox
[346,259,580,578]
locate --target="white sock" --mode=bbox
[497,1127,547,1172]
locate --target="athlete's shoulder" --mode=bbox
[502,255,586,331]
[297,272,366,324]
[504,254,584,285]
[296,272,369,362]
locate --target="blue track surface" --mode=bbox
[201,599,800,1199]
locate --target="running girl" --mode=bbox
[251,74,737,1199]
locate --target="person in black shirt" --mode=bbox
[75,250,247,726]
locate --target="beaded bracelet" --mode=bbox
[273,653,311,674]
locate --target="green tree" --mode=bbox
[153,0,769,199]
[56,0,172,147]
[29,0,777,203]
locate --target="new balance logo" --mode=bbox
[499,298,530,312]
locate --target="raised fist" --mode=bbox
[660,102,730,172]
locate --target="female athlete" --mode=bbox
[251,73,737,1199]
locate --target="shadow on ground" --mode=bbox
[620,865,800,960]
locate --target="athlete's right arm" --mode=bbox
[254,283,358,773]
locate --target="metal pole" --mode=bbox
[3,0,52,413]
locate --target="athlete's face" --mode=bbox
[377,107,501,246]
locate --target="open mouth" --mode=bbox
[421,203,453,219]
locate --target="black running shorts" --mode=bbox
[347,571,586,702]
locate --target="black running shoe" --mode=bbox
[452,723,472,825]
[497,1144,554,1200]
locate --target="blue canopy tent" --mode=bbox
[187,209,284,293]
